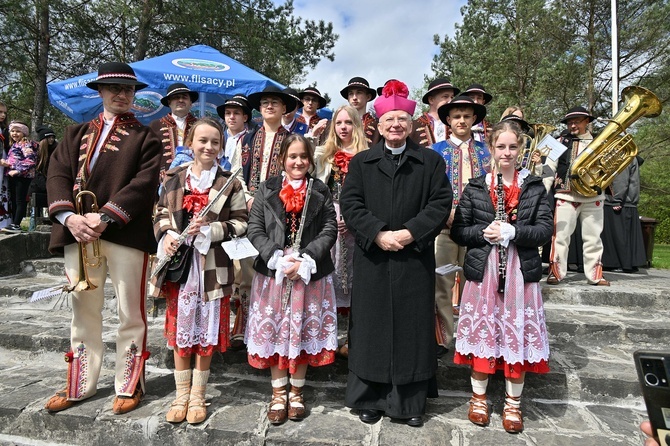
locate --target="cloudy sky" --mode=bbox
[290,0,467,109]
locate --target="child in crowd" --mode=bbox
[451,120,552,433]
[152,117,248,424]
[245,134,337,424]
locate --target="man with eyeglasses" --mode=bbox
[149,83,198,180]
[297,86,328,145]
[45,62,162,414]
[340,80,452,428]
[546,106,609,286]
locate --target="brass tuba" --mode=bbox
[64,190,102,292]
[569,86,662,197]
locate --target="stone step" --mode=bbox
[0,298,650,406]
[542,268,670,310]
[0,346,649,446]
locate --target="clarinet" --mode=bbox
[150,167,241,279]
[496,172,508,294]
[282,178,314,311]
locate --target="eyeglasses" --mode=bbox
[260,99,282,108]
[106,85,136,96]
[566,118,587,126]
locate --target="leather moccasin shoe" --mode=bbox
[406,416,423,427]
[359,409,382,424]
[592,278,610,286]
[546,275,560,285]
[112,387,143,414]
[45,390,76,412]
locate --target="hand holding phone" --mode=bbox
[635,350,670,446]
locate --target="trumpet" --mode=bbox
[65,190,102,292]
[518,123,556,172]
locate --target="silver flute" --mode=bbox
[150,167,241,279]
[282,178,314,311]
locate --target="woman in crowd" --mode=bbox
[0,102,11,229]
[245,133,337,425]
[152,117,248,424]
[314,105,368,357]
[1,121,37,232]
[451,120,553,433]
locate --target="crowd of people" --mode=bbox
[0,60,650,438]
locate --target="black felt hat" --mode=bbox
[36,126,56,141]
[422,78,461,104]
[247,85,297,112]
[160,83,199,107]
[298,87,327,109]
[86,62,148,90]
[437,95,487,126]
[216,94,251,119]
[376,79,399,97]
[500,114,531,133]
[282,87,302,112]
[463,83,493,105]
[340,77,377,100]
[560,106,596,124]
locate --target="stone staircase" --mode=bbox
[0,253,664,445]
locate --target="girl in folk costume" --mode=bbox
[450,121,553,433]
[314,105,368,358]
[152,118,248,424]
[245,133,338,425]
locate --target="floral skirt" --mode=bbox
[245,272,337,374]
[454,244,550,379]
[164,281,230,357]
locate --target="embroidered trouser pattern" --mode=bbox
[550,199,605,283]
[434,229,465,347]
[64,241,149,400]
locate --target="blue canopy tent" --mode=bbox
[47,44,284,124]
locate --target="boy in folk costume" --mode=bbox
[282,87,309,136]
[431,96,490,355]
[340,77,380,146]
[217,94,251,171]
[410,78,460,148]
[297,86,329,145]
[463,83,494,144]
[149,83,199,179]
[546,106,609,286]
[45,62,162,414]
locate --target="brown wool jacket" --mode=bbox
[47,113,162,254]
[151,163,248,300]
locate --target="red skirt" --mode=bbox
[163,281,231,357]
[454,352,550,380]
[248,348,335,374]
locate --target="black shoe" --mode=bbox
[436,345,449,359]
[406,416,424,427]
[359,409,382,424]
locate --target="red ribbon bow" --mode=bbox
[279,179,307,213]
[183,193,209,215]
[333,151,354,174]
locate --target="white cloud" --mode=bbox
[291,0,465,109]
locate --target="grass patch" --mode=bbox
[651,244,670,269]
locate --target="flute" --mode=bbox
[495,172,507,294]
[282,178,314,311]
[150,167,241,279]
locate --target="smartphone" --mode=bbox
[634,350,670,445]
